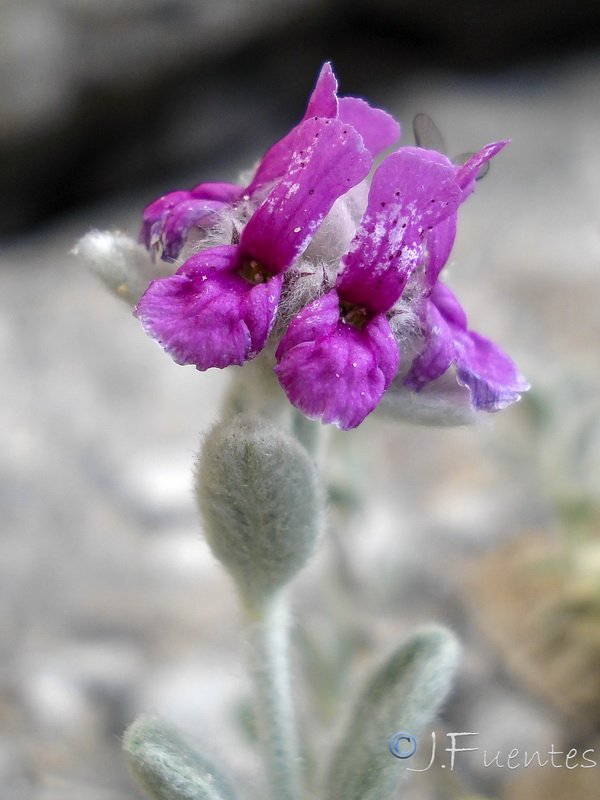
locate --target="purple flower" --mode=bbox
[248,61,400,193]
[402,280,529,411]
[125,63,528,428]
[401,143,530,411]
[134,116,372,370]
[421,142,508,287]
[275,148,464,429]
[140,182,244,262]
[139,62,399,264]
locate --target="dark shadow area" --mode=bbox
[2,0,600,237]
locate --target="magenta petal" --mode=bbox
[304,61,339,119]
[374,148,463,236]
[134,245,282,369]
[141,183,243,259]
[161,198,229,261]
[419,144,507,285]
[275,292,399,429]
[366,314,402,385]
[402,298,456,391]
[248,63,340,193]
[338,96,400,157]
[275,310,398,430]
[246,132,298,196]
[453,328,530,411]
[240,272,284,358]
[246,62,400,194]
[275,291,341,359]
[429,281,468,328]
[241,117,372,274]
[455,141,508,193]
[404,282,528,410]
[403,284,471,390]
[424,214,457,286]
[140,190,191,249]
[337,147,462,312]
[190,182,243,202]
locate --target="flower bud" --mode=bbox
[195,414,323,605]
[73,230,169,305]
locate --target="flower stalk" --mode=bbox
[194,414,322,797]
[243,593,301,800]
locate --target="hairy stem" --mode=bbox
[243,593,301,800]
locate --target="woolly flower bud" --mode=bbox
[195,415,323,605]
[73,230,170,306]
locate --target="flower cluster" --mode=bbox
[127,64,528,429]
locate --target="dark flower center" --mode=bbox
[340,300,371,330]
[238,258,271,284]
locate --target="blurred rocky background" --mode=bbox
[2,1,600,799]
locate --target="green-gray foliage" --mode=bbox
[324,626,459,800]
[123,714,238,800]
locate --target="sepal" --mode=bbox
[73,230,171,306]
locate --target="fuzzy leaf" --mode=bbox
[324,626,459,800]
[123,714,238,800]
